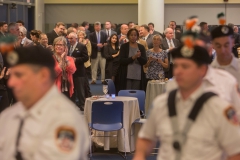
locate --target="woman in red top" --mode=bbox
[53,36,76,98]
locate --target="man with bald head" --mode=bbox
[78,26,86,32]
[118,24,129,46]
[161,28,180,78]
[68,32,89,111]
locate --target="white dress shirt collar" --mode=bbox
[212,55,238,70]
[21,37,27,44]
[14,85,59,120]
[144,34,150,40]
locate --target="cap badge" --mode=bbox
[181,46,194,58]
[7,51,19,65]
[221,26,229,34]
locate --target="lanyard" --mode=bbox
[167,89,216,160]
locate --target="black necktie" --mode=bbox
[15,118,24,160]
[107,30,109,37]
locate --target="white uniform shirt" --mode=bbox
[166,66,240,117]
[139,85,240,160]
[0,86,89,160]
[211,55,240,85]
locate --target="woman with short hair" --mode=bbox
[53,36,76,98]
[116,28,147,92]
[145,34,168,80]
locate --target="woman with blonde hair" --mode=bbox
[78,30,92,69]
[53,36,76,98]
[145,34,168,80]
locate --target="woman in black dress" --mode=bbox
[0,65,9,113]
[103,34,120,82]
[115,28,147,93]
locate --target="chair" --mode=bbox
[89,101,126,159]
[105,79,116,95]
[118,90,146,154]
[118,90,145,115]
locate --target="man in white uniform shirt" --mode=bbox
[0,46,89,160]
[211,25,240,85]
[134,45,240,160]
[166,31,240,117]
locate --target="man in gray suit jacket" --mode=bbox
[139,24,153,49]
[19,26,34,47]
[161,28,180,78]
[102,21,117,40]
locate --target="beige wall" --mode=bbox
[44,0,240,4]
[45,4,240,25]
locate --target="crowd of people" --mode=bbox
[0,16,240,159]
[0,20,194,110]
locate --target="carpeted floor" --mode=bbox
[88,80,157,160]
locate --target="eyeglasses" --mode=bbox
[55,44,64,47]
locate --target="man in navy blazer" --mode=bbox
[89,21,108,84]
[68,32,89,111]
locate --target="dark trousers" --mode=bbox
[72,77,85,108]
[84,75,92,98]
[126,79,141,90]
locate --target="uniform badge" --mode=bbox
[224,106,239,125]
[221,26,229,34]
[75,48,78,51]
[7,51,19,65]
[55,126,76,152]
[181,46,194,58]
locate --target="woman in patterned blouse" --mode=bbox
[145,34,169,80]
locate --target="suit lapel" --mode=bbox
[93,32,97,43]
[173,39,178,47]
[164,39,169,49]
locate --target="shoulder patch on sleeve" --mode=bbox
[55,126,77,153]
[224,106,239,126]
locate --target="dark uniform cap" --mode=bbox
[211,25,234,40]
[7,46,55,69]
[171,45,211,65]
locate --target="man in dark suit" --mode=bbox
[47,22,65,45]
[39,33,53,52]
[161,28,180,79]
[89,21,108,84]
[0,22,8,38]
[68,32,89,111]
[118,24,129,46]
[81,21,90,38]
[148,22,163,37]
[139,24,153,49]
[168,21,182,42]
[102,21,117,40]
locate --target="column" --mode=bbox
[138,0,164,33]
[35,0,44,31]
